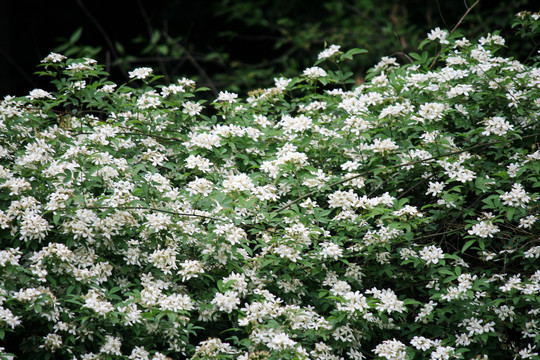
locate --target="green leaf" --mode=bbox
[69,27,83,43]
[340,48,368,61]
[462,239,476,253]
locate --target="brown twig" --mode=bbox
[450,0,480,34]
[428,0,480,70]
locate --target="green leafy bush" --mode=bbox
[0,13,539,360]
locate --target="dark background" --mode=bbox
[1,0,538,97]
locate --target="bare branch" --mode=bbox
[162,32,219,97]
[136,0,170,82]
[75,0,130,80]
[429,0,480,70]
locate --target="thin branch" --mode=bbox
[397,174,434,199]
[75,0,129,80]
[86,206,221,221]
[343,3,386,35]
[136,0,169,83]
[450,0,480,34]
[429,0,480,70]
[239,47,296,69]
[0,47,38,91]
[525,41,540,64]
[270,132,540,214]
[161,32,218,97]
[411,228,463,242]
[390,51,414,64]
[435,0,449,29]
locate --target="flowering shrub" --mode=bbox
[0,16,539,360]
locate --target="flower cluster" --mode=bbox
[0,22,539,360]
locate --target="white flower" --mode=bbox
[187,177,213,196]
[136,91,161,109]
[427,27,449,44]
[41,334,62,351]
[193,338,237,357]
[212,291,240,313]
[41,52,66,63]
[393,205,423,217]
[328,189,359,209]
[518,344,538,359]
[430,346,454,360]
[185,154,212,173]
[82,290,114,316]
[426,181,445,196]
[368,288,405,313]
[507,162,520,177]
[303,66,327,79]
[468,219,500,238]
[410,336,434,351]
[370,138,399,153]
[0,307,22,329]
[183,101,203,116]
[519,215,537,229]
[494,305,516,322]
[128,346,149,360]
[148,247,178,274]
[100,84,117,93]
[419,245,444,265]
[178,77,196,87]
[374,56,399,71]
[144,212,172,232]
[178,260,205,281]
[216,91,238,103]
[318,44,341,60]
[482,116,514,136]
[71,80,86,90]
[419,102,446,121]
[159,293,194,312]
[500,183,531,208]
[28,89,54,100]
[479,33,505,46]
[66,62,91,72]
[161,84,185,96]
[222,173,255,193]
[319,241,343,260]
[337,291,369,314]
[0,248,21,267]
[415,301,437,323]
[273,245,302,263]
[267,331,297,351]
[274,77,292,90]
[373,339,407,360]
[278,114,312,134]
[100,335,122,356]
[129,67,153,79]
[446,84,474,98]
[19,211,51,242]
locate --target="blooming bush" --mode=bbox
[0,14,539,360]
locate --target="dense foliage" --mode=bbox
[0,12,539,360]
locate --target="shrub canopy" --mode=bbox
[0,14,539,360]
